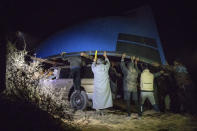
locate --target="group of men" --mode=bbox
[61,51,194,117]
[120,53,163,117]
[161,60,195,114]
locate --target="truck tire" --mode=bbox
[70,90,88,110]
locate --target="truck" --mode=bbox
[38,51,162,110]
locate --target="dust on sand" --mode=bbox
[63,109,197,131]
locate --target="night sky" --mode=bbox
[1,0,196,82]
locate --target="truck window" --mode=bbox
[59,68,71,79]
[59,66,94,79]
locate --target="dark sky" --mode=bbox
[1,0,196,80]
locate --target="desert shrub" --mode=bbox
[4,41,73,120]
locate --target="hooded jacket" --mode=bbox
[121,60,139,92]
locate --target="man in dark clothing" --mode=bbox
[61,53,83,91]
[109,61,121,99]
[156,73,173,112]
[172,60,194,113]
[120,53,141,117]
[162,60,195,114]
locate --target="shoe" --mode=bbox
[131,113,139,119]
[137,116,142,120]
[95,109,104,116]
[125,115,131,120]
[96,109,100,112]
[100,111,104,116]
[153,104,160,112]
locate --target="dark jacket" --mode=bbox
[120,60,140,92]
[62,56,82,69]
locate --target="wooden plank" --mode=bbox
[29,56,64,65]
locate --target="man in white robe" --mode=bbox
[91,51,113,113]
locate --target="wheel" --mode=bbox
[70,90,88,110]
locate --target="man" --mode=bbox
[109,61,121,99]
[160,59,195,114]
[61,52,84,92]
[173,60,191,86]
[120,53,141,117]
[172,60,194,113]
[91,51,112,115]
[156,73,173,112]
[140,67,164,113]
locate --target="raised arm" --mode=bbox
[91,60,97,73]
[134,57,140,73]
[120,53,128,74]
[103,51,110,70]
[60,52,69,61]
[80,52,94,60]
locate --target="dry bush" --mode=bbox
[4,41,73,120]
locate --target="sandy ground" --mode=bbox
[63,100,197,131]
[63,110,197,131]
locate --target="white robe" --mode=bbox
[91,58,113,109]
